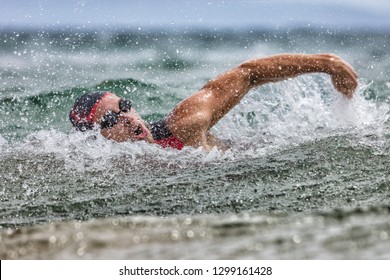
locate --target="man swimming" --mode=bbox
[69,53,358,151]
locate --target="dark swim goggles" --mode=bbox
[100,99,132,129]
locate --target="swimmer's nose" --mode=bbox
[121,113,138,126]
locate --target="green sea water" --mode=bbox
[0,27,390,259]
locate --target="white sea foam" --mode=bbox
[215,76,390,147]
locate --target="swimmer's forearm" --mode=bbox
[239,53,341,86]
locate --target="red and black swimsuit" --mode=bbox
[149,119,184,150]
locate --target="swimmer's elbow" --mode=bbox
[237,61,269,87]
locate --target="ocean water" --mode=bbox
[0,27,390,259]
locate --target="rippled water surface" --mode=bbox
[1,28,390,259]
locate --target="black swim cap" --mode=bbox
[69,91,111,131]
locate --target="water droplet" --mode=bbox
[186,230,194,238]
[49,235,57,244]
[184,217,192,225]
[171,230,179,240]
[77,247,85,256]
[293,234,302,244]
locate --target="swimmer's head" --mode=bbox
[69,91,154,143]
[69,91,111,131]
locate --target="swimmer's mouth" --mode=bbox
[134,125,143,136]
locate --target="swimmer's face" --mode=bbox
[93,93,154,143]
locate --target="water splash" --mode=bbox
[216,76,390,148]
[1,75,389,172]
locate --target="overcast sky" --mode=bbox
[1,0,390,30]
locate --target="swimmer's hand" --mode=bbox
[325,54,358,98]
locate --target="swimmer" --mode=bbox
[69,53,358,151]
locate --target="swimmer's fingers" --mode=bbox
[331,73,358,98]
[328,55,358,98]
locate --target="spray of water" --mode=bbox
[1,75,388,175]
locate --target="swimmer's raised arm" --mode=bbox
[167,54,358,150]
[200,54,358,125]
[237,53,358,97]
